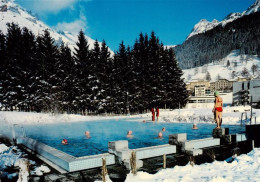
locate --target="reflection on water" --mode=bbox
[24,119,245,157]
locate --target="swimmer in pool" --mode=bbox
[85,131,91,138]
[192,124,198,130]
[157,132,163,139]
[62,139,68,145]
[162,127,166,132]
[126,130,133,138]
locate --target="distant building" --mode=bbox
[236,77,251,82]
[233,79,260,106]
[194,86,205,96]
[186,92,232,109]
[186,79,210,96]
[186,96,215,109]
[210,79,234,92]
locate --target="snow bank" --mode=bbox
[0,143,9,153]
[0,111,130,125]
[0,105,260,127]
[31,165,51,176]
[0,143,50,180]
[125,148,260,182]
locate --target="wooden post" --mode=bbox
[130,150,137,175]
[101,158,108,182]
[163,154,166,169]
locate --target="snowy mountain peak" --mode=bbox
[0,0,106,52]
[186,19,219,40]
[187,0,260,40]
[244,0,260,15]
[221,12,242,26]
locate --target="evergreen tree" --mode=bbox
[165,48,188,108]
[113,41,127,113]
[74,30,91,114]
[0,31,6,110]
[58,42,74,113]
[251,64,258,75]
[20,27,37,111]
[99,40,111,113]
[3,23,22,110]
[90,40,100,112]
[226,60,230,67]
[205,71,211,81]
[241,67,250,77]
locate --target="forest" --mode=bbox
[175,11,260,69]
[0,23,188,114]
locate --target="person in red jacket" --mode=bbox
[151,107,155,121]
[156,107,159,120]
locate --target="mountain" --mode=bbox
[175,0,260,69]
[187,19,219,40]
[187,0,260,40]
[0,0,98,51]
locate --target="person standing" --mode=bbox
[151,107,155,121]
[156,107,159,120]
[212,91,223,129]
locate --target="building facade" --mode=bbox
[233,79,260,106]
[210,79,234,92]
[186,80,210,96]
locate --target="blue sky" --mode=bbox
[16,0,255,51]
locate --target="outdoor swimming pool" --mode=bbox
[23,118,245,157]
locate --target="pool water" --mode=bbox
[24,118,245,157]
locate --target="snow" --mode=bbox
[0,0,113,54]
[0,143,8,153]
[182,50,260,83]
[0,143,50,180]
[15,159,30,182]
[124,148,260,182]
[187,19,219,40]
[32,165,51,176]
[187,0,260,40]
[1,105,260,127]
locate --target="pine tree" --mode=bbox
[148,31,160,108]
[99,40,111,113]
[165,48,188,108]
[205,71,211,81]
[251,64,258,75]
[20,27,37,111]
[4,23,23,110]
[113,41,127,113]
[241,67,250,77]
[74,30,91,114]
[34,29,60,112]
[58,42,74,113]
[90,40,100,112]
[0,31,6,110]
[226,60,230,67]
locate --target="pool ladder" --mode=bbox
[12,124,26,142]
[240,112,257,126]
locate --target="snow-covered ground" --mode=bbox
[182,50,260,83]
[0,143,50,181]
[0,105,259,126]
[124,148,260,182]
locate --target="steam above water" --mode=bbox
[22,119,244,157]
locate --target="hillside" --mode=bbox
[175,0,260,69]
[182,50,260,83]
